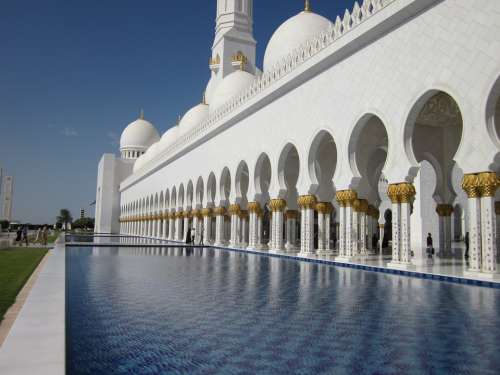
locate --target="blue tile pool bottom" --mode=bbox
[66,246,500,375]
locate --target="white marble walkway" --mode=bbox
[0,244,65,375]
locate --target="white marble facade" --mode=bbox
[96,0,500,278]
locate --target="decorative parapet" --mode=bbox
[132,0,397,179]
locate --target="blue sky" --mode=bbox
[0,0,354,224]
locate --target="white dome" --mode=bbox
[133,153,147,173]
[120,118,160,152]
[263,11,332,71]
[179,103,209,135]
[160,126,179,149]
[210,70,255,112]
[205,76,220,105]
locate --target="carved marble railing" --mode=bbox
[134,0,396,178]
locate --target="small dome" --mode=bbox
[120,116,160,153]
[210,70,255,112]
[160,126,179,149]
[179,103,209,135]
[205,76,220,105]
[263,10,332,71]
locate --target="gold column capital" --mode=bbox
[270,199,287,212]
[461,174,480,198]
[201,208,213,217]
[285,210,299,219]
[247,202,261,214]
[214,207,226,216]
[436,204,454,217]
[297,195,317,209]
[315,202,333,214]
[477,172,499,198]
[228,204,241,215]
[336,190,357,207]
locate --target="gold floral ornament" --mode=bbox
[477,172,499,198]
[201,208,213,217]
[297,195,317,209]
[214,207,226,216]
[269,199,287,212]
[228,204,241,215]
[461,174,480,198]
[315,202,333,214]
[285,210,299,219]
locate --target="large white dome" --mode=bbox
[210,70,255,112]
[160,126,179,149]
[179,103,209,135]
[120,117,160,152]
[263,10,332,72]
[205,76,220,105]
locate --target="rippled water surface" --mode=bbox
[66,246,500,375]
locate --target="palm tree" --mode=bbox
[57,209,73,231]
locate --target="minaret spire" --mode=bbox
[304,0,312,12]
[139,109,144,120]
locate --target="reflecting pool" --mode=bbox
[66,246,500,374]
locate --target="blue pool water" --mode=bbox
[66,246,500,375]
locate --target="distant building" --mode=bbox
[1,176,14,221]
[80,209,85,219]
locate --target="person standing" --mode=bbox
[15,227,22,246]
[42,226,49,246]
[464,232,470,259]
[35,227,42,243]
[426,233,433,258]
[200,226,204,246]
[22,225,29,247]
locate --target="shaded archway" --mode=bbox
[254,153,272,245]
[405,90,464,258]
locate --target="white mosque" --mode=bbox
[95,0,500,278]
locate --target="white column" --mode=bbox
[379,224,384,255]
[285,211,298,251]
[248,211,257,249]
[214,208,226,246]
[298,195,316,256]
[360,211,367,255]
[183,214,190,243]
[468,196,482,271]
[480,195,497,273]
[175,215,183,241]
[240,213,248,247]
[163,216,168,239]
[229,205,240,247]
[400,201,412,264]
[169,213,175,240]
[462,175,482,273]
[352,207,360,256]
[257,214,263,249]
[496,202,500,262]
[270,199,286,252]
[316,202,333,256]
[338,203,346,257]
[202,209,212,244]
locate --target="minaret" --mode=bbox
[210,0,256,78]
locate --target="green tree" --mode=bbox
[56,209,73,231]
[72,217,95,231]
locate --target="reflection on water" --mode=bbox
[67,246,500,375]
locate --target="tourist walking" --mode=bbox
[426,233,434,258]
[200,227,204,246]
[15,227,22,246]
[186,227,192,244]
[42,226,49,246]
[22,225,29,247]
[35,227,42,243]
[464,232,470,259]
